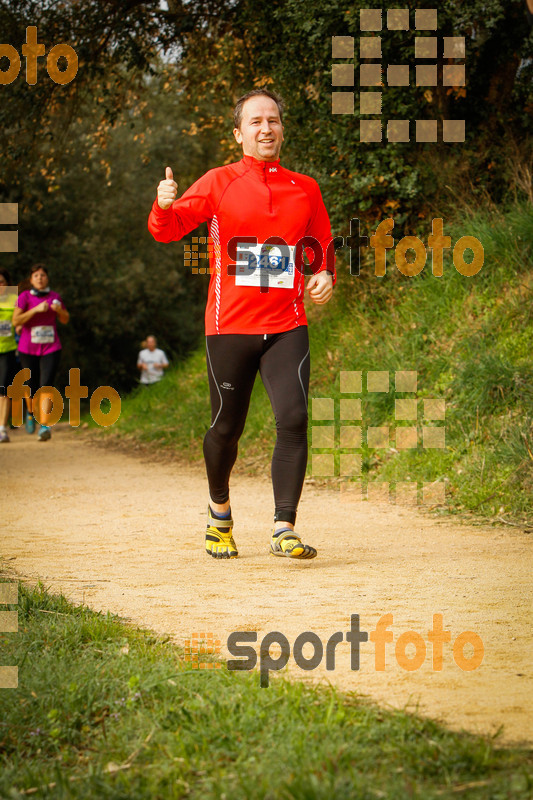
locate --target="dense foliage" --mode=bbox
[0,0,531,392]
[175,0,533,227]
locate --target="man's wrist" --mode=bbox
[154,197,172,213]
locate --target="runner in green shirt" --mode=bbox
[0,269,18,443]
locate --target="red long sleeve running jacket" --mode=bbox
[148,155,336,335]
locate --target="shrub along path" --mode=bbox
[3,425,531,746]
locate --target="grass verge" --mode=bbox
[1,580,532,799]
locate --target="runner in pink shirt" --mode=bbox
[13,264,70,441]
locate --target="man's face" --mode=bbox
[233,96,284,162]
[147,337,156,351]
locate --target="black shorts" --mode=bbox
[18,350,62,396]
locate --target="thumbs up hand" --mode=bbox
[157,166,178,209]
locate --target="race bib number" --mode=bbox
[235,242,296,289]
[31,325,55,344]
[0,320,11,337]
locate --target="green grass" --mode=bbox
[1,581,532,799]
[93,201,533,524]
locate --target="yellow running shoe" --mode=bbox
[270,527,317,559]
[205,507,238,559]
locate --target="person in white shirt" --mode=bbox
[137,335,169,385]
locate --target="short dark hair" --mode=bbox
[233,89,285,129]
[30,263,48,276]
[0,268,12,284]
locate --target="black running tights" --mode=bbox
[18,350,61,396]
[203,327,310,525]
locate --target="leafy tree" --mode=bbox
[173,0,533,231]
[2,64,220,393]
[1,0,531,396]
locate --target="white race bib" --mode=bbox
[31,325,55,344]
[235,242,296,289]
[0,320,11,337]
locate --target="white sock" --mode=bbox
[0,425,6,432]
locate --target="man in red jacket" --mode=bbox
[148,89,335,561]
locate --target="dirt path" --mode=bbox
[2,425,531,746]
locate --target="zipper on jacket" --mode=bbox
[262,163,273,214]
